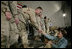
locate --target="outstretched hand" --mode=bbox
[38,29,42,33]
[38,29,47,35]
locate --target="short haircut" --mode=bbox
[36,6,43,10]
[22,5,27,8]
[57,28,67,35]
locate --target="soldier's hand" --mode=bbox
[39,30,47,35]
[5,11,12,20]
[38,29,43,33]
[15,18,19,24]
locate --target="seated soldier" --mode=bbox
[40,28,68,48]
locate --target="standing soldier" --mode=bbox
[1,1,10,48]
[22,7,43,34]
[20,6,36,47]
[9,1,29,48]
[34,7,45,43]
[22,6,45,48]
[7,1,19,47]
[22,6,44,36]
[1,1,19,48]
[17,5,29,48]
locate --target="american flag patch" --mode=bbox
[17,3,23,10]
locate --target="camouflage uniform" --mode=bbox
[22,7,41,47]
[1,1,10,48]
[9,1,29,48]
[8,1,20,46]
[17,9,29,48]
[22,7,38,36]
[1,1,19,48]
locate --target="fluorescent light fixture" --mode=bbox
[63,13,66,17]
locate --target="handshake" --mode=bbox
[38,29,42,33]
[38,29,44,34]
[38,29,47,35]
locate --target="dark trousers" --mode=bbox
[28,24,34,40]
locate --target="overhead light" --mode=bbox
[63,13,66,17]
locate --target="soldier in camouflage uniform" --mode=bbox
[9,1,30,48]
[17,5,29,48]
[22,6,44,36]
[1,1,21,48]
[1,1,19,48]
[1,1,10,48]
[8,1,19,46]
[22,6,45,48]
[7,1,20,48]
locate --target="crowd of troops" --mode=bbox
[1,1,59,48]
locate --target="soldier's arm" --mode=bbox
[22,9,39,30]
[8,1,19,18]
[29,16,39,30]
[8,1,19,24]
[22,8,40,30]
